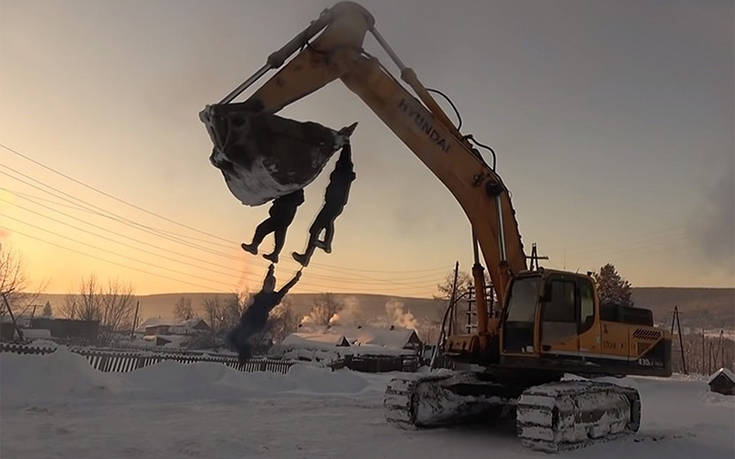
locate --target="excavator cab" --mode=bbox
[499,269,671,377]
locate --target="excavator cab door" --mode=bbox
[539,276,580,355]
[501,275,542,354]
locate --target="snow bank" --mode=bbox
[1,349,372,409]
[0,347,119,407]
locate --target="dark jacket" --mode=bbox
[324,148,356,207]
[269,189,305,222]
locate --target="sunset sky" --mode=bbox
[1,0,733,297]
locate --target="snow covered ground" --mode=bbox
[1,349,733,459]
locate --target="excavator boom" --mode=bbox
[202,1,526,317]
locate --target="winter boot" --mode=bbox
[241,242,257,255]
[262,252,279,264]
[292,251,310,267]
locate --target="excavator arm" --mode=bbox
[203,1,526,329]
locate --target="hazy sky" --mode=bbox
[1,0,733,297]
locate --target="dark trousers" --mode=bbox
[300,207,339,261]
[251,218,287,256]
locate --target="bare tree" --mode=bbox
[0,246,28,320]
[221,292,247,331]
[0,245,46,321]
[309,293,342,326]
[75,275,102,322]
[61,293,79,319]
[0,246,25,303]
[42,301,53,317]
[267,297,298,342]
[433,270,474,302]
[61,275,135,344]
[100,280,135,333]
[173,296,195,320]
[203,295,224,344]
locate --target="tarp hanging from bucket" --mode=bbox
[200,102,356,206]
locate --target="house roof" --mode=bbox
[282,333,350,349]
[135,317,208,333]
[708,368,735,385]
[298,325,420,349]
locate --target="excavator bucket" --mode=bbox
[200,102,357,206]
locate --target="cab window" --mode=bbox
[578,278,595,332]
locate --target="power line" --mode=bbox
[0,214,237,289]
[1,225,228,292]
[2,191,442,291]
[0,166,241,260]
[0,146,454,279]
[0,163,234,252]
[5,187,445,287]
[1,198,245,281]
[1,191,245,275]
[1,142,236,244]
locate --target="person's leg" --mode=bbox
[321,221,335,253]
[242,218,276,254]
[292,210,328,266]
[263,225,286,263]
[292,231,319,267]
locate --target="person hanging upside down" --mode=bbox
[292,144,356,267]
[226,264,301,361]
[241,189,304,263]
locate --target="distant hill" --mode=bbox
[35,292,446,328]
[631,287,734,330]
[35,287,733,331]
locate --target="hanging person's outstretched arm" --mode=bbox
[275,270,302,303]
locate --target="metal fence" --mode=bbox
[342,354,419,373]
[0,342,295,374]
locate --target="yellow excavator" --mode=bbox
[200,2,672,452]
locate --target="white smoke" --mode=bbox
[385,299,417,330]
[300,313,316,326]
[328,296,360,326]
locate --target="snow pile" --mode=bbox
[0,347,373,410]
[0,347,119,407]
[28,339,59,350]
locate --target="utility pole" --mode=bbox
[719,330,725,370]
[670,306,687,374]
[448,261,459,337]
[702,330,706,374]
[130,300,140,339]
[2,293,24,341]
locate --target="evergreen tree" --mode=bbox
[592,264,633,307]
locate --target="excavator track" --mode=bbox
[384,371,514,428]
[516,380,641,452]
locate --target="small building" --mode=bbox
[708,368,735,396]
[142,334,190,348]
[135,318,210,336]
[30,318,100,341]
[325,325,423,353]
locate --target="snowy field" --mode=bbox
[1,349,733,459]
